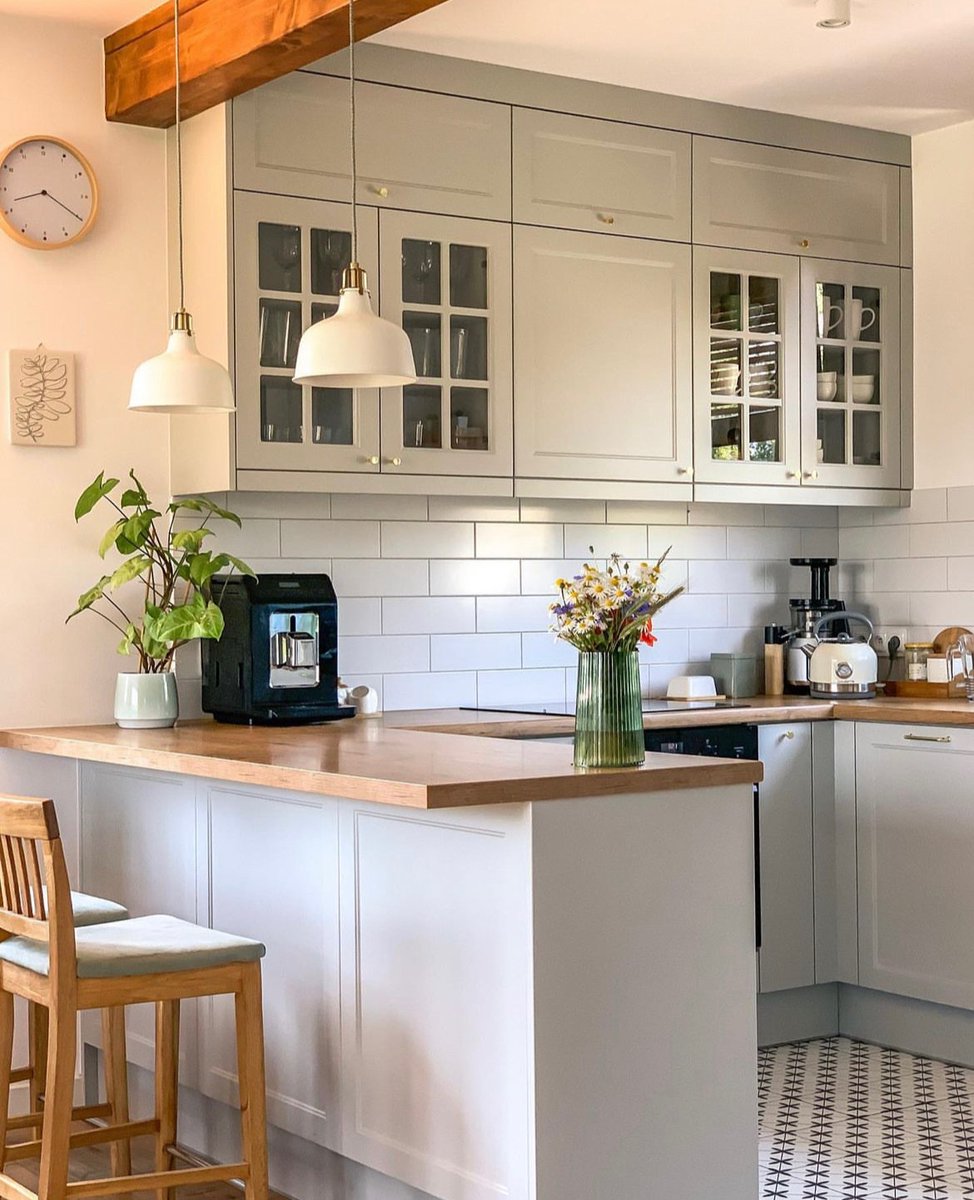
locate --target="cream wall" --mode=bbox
[912,117,974,488]
[0,15,169,728]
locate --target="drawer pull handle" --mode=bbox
[782,730,795,740]
[904,733,952,744]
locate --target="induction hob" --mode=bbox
[461,700,748,717]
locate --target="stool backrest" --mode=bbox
[0,795,72,948]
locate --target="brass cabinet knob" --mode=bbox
[783,730,795,740]
[787,470,800,479]
[388,456,403,467]
[596,212,616,225]
[373,185,390,198]
[363,455,380,466]
[805,469,819,480]
[799,238,810,248]
[677,465,693,477]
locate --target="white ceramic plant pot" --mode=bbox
[114,672,179,729]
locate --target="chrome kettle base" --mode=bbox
[809,681,876,699]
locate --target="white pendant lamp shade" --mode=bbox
[129,313,235,413]
[293,270,416,388]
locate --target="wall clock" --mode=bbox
[0,136,99,250]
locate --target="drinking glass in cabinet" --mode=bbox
[259,299,301,369]
[852,346,880,405]
[402,240,441,306]
[403,385,442,448]
[853,409,882,466]
[450,245,488,309]
[711,403,743,460]
[260,376,303,443]
[311,229,351,297]
[711,339,742,396]
[451,387,489,451]
[747,341,780,399]
[817,409,846,464]
[710,272,742,331]
[748,406,780,461]
[403,313,442,379]
[312,389,354,445]
[817,344,845,402]
[450,316,488,381]
[258,223,301,292]
[816,283,844,339]
[748,276,779,334]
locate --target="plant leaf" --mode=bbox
[109,555,151,591]
[169,496,242,527]
[151,600,224,645]
[74,473,120,521]
[188,552,224,590]
[120,510,159,550]
[119,489,145,509]
[66,574,112,621]
[171,527,214,553]
[116,623,138,657]
[98,520,125,559]
[224,554,257,579]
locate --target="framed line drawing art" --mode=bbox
[7,346,76,446]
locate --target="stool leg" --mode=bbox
[235,964,268,1200]
[37,1001,75,1200]
[0,990,14,1169]
[154,1000,179,1200]
[102,1007,131,1176]
[28,1002,49,1113]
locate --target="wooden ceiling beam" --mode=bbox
[105,0,449,128]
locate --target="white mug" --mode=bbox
[846,298,876,340]
[819,300,843,338]
[349,684,380,716]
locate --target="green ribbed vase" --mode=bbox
[573,650,645,768]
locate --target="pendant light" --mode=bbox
[815,0,851,28]
[293,0,416,388]
[129,0,235,413]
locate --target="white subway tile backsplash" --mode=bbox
[801,528,840,557]
[519,560,579,596]
[330,494,428,521]
[430,559,520,596]
[332,559,429,597]
[841,524,910,560]
[909,593,974,628]
[872,558,947,593]
[477,668,566,706]
[873,488,946,526]
[637,627,690,666]
[520,499,606,524]
[428,497,519,522]
[383,671,477,711]
[227,491,331,520]
[948,488,974,523]
[476,523,563,558]
[727,526,800,561]
[948,558,974,591]
[838,505,874,528]
[246,558,332,576]
[477,595,551,633]
[764,505,838,529]
[338,635,430,675]
[653,593,728,629]
[339,598,383,636]
[856,593,911,626]
[909,522,974,559]
[564,524,648,560]
[689,502,763,527]
[688,627,763,660]
[649,525,726,561]
[689,560,767,595]
[605,501,689,526]
[383,597,476,635]
[520,633,577,669]
[281,519,379,558]
[175,516,280,559]
[431,633,522,672]
[381,522,474,559]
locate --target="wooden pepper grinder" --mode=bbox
[764,625,786,697]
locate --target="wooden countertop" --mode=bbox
[0,721,761,810]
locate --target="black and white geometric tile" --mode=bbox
[760,1037,974,1198]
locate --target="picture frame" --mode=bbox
[7,346,76,447]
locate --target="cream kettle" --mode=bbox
[799,612,878,699]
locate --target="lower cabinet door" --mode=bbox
[757,724,816,993]
[197,785,342,1150]
[857,723,974,1009]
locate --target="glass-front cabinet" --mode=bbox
[800,260,901,489]
[234,192,381,473]
[693,248,801,485]
[378,211,513,477]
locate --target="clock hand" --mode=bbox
[44,192,83,222]
[12,191,46,202]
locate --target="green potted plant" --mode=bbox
[68,470,254,729]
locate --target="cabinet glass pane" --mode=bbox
[852,286,881,342]
[852,347,880,405]
[403,312,442,379]
[260,376,302,443]
[402,240,441,306]
[311,302,337,324]
[258,223,301,293]
[817,282,845,339]
[710,272,741,331]
[312,389,353,445]
[711,403,743,460]
[450,245,488,309]
[817,409,846,465]
[748,277,779,335]
[711,339,742,396]
[310,229,351,297]
[403,385,442,448]
[451,388,489,451]
[747,341,780,399]
[748,406,780,462]
[259,300,301,369]
[816,345,845,403]
[451,316,488,381]
[853,410,882,467]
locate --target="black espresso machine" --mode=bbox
[202,574,354,725]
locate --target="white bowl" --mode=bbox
[851,375,875,402]
[817,379,838,402]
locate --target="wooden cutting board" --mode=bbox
[932,626,973,654]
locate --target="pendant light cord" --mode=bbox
[174,0,186,313]
[349,0,359,265]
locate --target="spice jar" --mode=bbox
[904,642,932,682]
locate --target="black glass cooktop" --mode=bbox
[461,700,748,717]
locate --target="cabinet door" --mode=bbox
[513,108,690,240]
[234,191,380,473]
[198,786,341,1150]
[234,73,512,220]
[800,259,901,489]
[693,247,801,486]
[857,723,974,1010]
[693,137,902,266]
[514,225,692,483]
[379,211,513,477]
[757,725,815,993]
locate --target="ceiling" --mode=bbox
[4,0,973,135]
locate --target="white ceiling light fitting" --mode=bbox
[815,0,851,29]
[129,0,235,413]
[293,0,416,388]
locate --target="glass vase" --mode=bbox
[573,650,645,768]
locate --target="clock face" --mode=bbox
[0,137,98,249]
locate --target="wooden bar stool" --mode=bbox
[0,794,269,1200]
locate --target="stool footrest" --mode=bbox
[7,1102,112,1132]
[4,1119,159,1163]
[65,1162,251,1198]
[8,1068,30,1086]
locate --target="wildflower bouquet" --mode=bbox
[549,550,683,653]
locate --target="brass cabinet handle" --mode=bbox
[372,185,390,198]
[787,470,800,480]
[596,212,615,225]
[799,238,810,248]
[677,465,693,477]
[904,733,952,744]
[805,470,819,480]
[362,455,380,466]
[782,730,795,740]
[387,456,403,467]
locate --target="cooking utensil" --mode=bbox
[799,611,877,699]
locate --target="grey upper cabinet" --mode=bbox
[693,137,902,267]
[512,108,690,241]
[514,225,692,485]
[234,72,512,221]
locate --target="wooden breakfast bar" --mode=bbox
[0,721,763,1200]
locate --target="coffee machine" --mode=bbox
[786,557,847,689]
[202,574,354,725]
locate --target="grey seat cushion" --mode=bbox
[0,915,265,979]
[70,892,129,927]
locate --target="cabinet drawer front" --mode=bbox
[693,137,902,266]
[513,108,690,240]
[234,73,512,221]
[514,225,692,483]
[856,722,974,1010]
